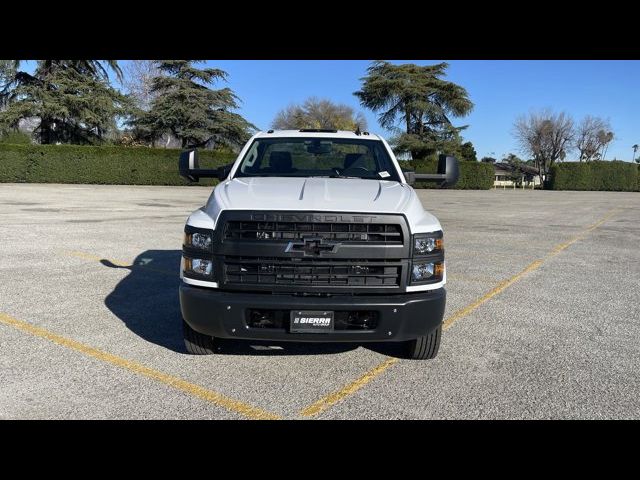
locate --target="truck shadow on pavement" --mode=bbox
[104,250,405,356]
[102,250,185,353]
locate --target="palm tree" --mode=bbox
[77,60,122,83]
[598,130,614,161]
[10,60,122,82]
[633,144,639,163]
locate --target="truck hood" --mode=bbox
[214,177,411,212]
[200,177,441,233]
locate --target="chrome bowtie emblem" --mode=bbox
[285,237,339,256]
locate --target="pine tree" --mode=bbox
[135,60,255,149]
[354,61,473,160]
[0,60,129,144]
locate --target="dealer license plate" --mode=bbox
[290,310,334,333]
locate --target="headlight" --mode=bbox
[183,227,214,280]
[413,233,443,256]
[184,230,212,250]
[184,257,213,277]
[411,261,444,283]
[412,262,434,281]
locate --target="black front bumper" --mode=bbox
[180,284,445,342]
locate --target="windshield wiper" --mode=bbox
[239,174,373,180]
[308,175,363,179]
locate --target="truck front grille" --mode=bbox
[224,257,401,287]
[224,221,403,244]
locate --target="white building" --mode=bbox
[493,163,541,189]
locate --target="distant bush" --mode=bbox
[400,159,494,190]
[0,131,33,145]
[549,161,638,192]
[0,144,236,186]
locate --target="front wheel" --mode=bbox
[183,319,218,355]
[404,325,441,360]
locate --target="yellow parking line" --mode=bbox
[446,273,501,283]
[64,250,175,276]
[444,208,621,330]
[299,208,622,418]
[442,259,543,329]
[0,312,281,420]
[300,358,400,417]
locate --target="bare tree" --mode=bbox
[513,110,575,179]
[272,97,367,131]
[122,60,161,112]
[575,116,612,162]
[0,60,17,109]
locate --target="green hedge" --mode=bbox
[0,131,33,145]
[1,143,498,189]
[400,159,494,190]
[0,144,236,186]
[549,161,638,192]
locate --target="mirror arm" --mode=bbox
[186,167,231,181]
[413,173,447,181]
[190,169,220,178]
[180,148,234,182]
[402,155,459,187]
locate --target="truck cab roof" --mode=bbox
[254,129,382,140]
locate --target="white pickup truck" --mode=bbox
[178,129,458,359]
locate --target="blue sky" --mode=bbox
[22,60,640,161]
[194,60,639,161]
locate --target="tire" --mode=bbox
[183,319,218,355]
[405,325,441,360]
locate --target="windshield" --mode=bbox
[234,137,401,181]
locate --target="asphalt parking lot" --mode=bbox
[1,184,638,419]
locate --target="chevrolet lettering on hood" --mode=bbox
[251,213,377,223]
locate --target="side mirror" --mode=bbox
[437,154,459,187]
[411,154,459,188]
[179,149,233,182]
[179,149,200,182]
